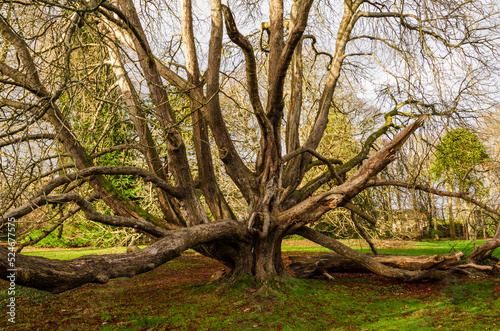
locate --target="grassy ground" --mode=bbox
[20,238,500,259]
[1,239,499,330]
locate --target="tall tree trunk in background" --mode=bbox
[447,183,455,240]
[431,193,437,232]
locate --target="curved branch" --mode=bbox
[202,0,257,202]
[0,15,43,90]
[344,203,377,226]
[279,115,427,224]
[0,133,56,148]
[350,210,379,254]
[221,5,269,134]
[283,1,362,196]
[91,144,145,159]
[0,220,246,293]
[467,238,500,264]
[282,147,341,181]
[367,178,500,217]
[5,193,172,238]
[3,166,183,222]
[15,192,100,253]
[288,108,418,206]
[295,226,457,281]
[108,0,211,227]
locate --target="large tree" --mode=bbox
[1,0,499,293]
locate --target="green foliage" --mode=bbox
[431,128,489,190]
[22,219,136,248]
[97,151,144,203]
[21,228,85,248]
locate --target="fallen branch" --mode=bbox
[467,238,500,264]
[290,252,463,278]
[294,226,463,281]
[456,263,495,271]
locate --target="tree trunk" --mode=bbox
[431,193,437,231]
[448,193,455,239]
[252,229,288,282]
[197,223,289,284]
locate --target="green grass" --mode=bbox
[356,240,500,258]
[281,238,500,258]
[281,245,332,252]
[21,239,499,260]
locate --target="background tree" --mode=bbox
[0,0,499,293]
[431,128,490,239]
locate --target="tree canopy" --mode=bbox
[431,128,490,189]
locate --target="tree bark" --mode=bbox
[467,238,500,264]
[0,221,246,293]
[294,226,460,281]
[290,252,463,278]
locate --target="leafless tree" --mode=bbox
[0,0,499,293]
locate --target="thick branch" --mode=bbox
[295,226,454,281]
[116,0,209,226]
[267,0,313,116]
[279,115,427,224]
[286,0,304,155]
[104,34,185,226]
[467,238,500,264]
[290,108,421,205]
[282,1,361,197]
[221,5,269,134]
[0,220,245,293]
[180,0,201,83]
[203,0,257,203]
[6,193,172,238]
[367,178,500,218]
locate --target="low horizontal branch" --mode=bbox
[0,220,245,293]
[290,251,463,278]
[368,179,500,217]
[295,226,456,281]
[5,193,172,237]
[19,166,183,208]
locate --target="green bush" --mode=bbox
[22,219,136,248]
[22,229,79,248]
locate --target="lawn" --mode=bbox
[1,239,499,330]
